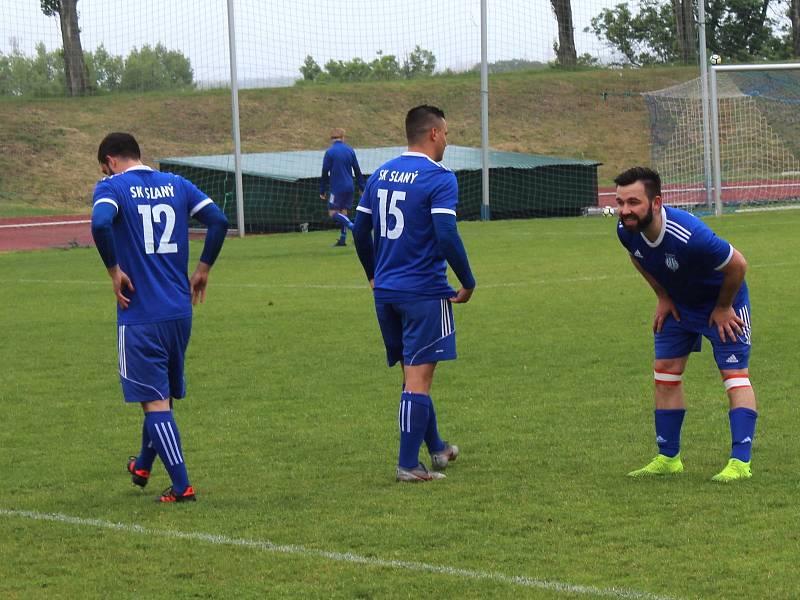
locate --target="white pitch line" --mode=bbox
[0,508,676,600]
[0,219,90,229]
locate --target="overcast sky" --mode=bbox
[2,0,626,84]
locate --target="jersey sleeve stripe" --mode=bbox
[431,208,456,216]
[356,206,373,214]
[714,244,734,270]
[93,198,118,210]
[189,198,214,217]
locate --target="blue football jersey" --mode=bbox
[617,205,747,308]
[320,140,364,195]
[357,151,458,301]
[91,165,213,325]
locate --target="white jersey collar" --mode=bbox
[640,206,667,248]
[124,165,153,173]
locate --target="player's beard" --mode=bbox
[620,203,654,232]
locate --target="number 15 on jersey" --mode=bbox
[377,189,405,239]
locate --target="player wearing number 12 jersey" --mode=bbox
[91,132,229,502]
[353,105,476,482]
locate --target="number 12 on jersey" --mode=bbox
[137,203,178,254]
[377,189,405,239]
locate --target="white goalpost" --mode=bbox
[709,63,800,215]
[645,61,800,217]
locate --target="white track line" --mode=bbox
[0,508,676,600]
[0,219,90,229]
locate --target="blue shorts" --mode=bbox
[328,191,354,211]
[654,296,752,370]
[375,298,456,367]
[117,318,192,403]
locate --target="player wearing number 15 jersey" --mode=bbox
[353,105,476,482]
[91,132,229,503]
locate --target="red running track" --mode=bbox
[4,179,800,252]
[0,215,92,252]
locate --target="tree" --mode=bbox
[705,0,776,59]
[300,55,322,81]
[587,0,677,65]
[550,0,577,66]
[671,0,696,63]
[120,44,193,91]
[40,0,90,96]
[589,0,785,65]
[792,0,800,56]
[402,45,436,78]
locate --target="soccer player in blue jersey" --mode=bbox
[352,105,476,482]
[615,166,757,482]
[320,128,365,246]
[91,132,229,502]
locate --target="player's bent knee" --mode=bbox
[654,370,683,386]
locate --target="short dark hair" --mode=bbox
[405,105,445,144]
[614,166,661,200]
[97,132,141,165]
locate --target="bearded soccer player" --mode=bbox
[353,105,476,482]
[91,132,229,502]
[615,166,756,482]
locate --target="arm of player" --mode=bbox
[352,209,375,286]
[352,155,366,192]
[190,203,230,305]
[320,153,332,199]
[628,254,680,332]
[92,201,135,309]
[432,213,476,304]
[709,248,747,342]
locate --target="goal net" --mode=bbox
[644,67,800,212]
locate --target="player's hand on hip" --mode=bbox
[190,263,211,305]
[653,296,679,333]
[450,287,474,304]
[709,305,744,342]
[320,193,327,201]
[108,266,134,310]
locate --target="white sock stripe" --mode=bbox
[398,401,404,432]
[724,377,751,390]
[162,422,182,465]
[165,421,184,464]
[653,371,682,382]
[154,423,177,466]
[406,400,411,433]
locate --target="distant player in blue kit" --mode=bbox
[91,133,229,502]
[320,127,365,246]
[615,166,757,482]
[353,105,476,482]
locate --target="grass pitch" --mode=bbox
[0,211,797,599]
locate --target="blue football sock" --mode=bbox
[424,397,446,454]
[332,212,354,232]
[398,392,430,469]
[135,420,158,472]
[729,407,757,462]
[144,410,190,493]
[654,409,686,458]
